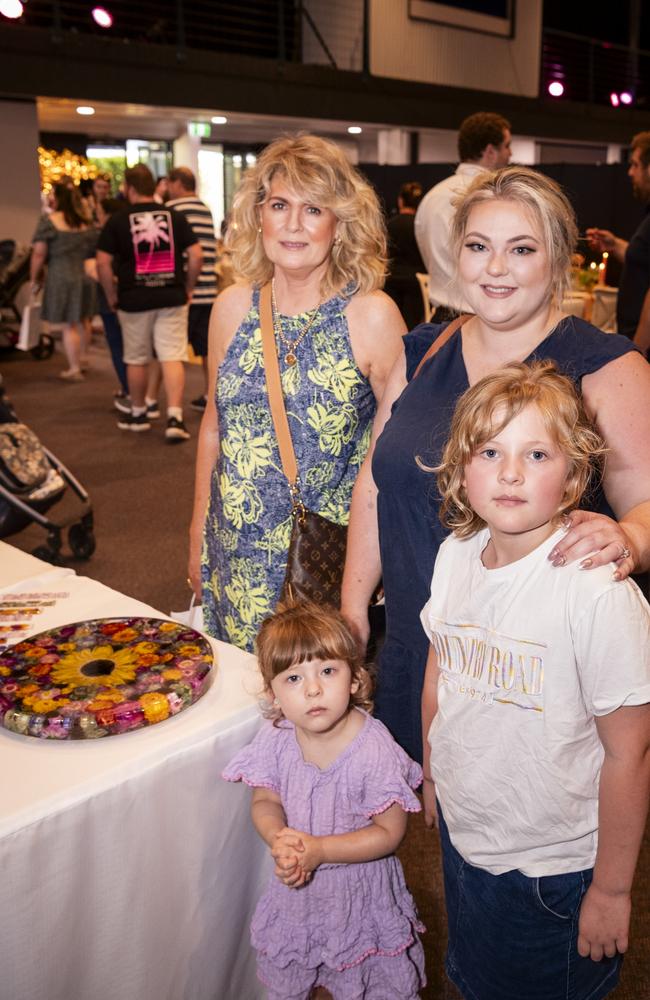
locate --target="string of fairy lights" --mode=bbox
[38,147,97,194]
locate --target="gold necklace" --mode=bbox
[271,281,321,366]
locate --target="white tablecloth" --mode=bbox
[0,542,268,1000]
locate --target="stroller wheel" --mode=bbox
[32,544,61,565]
[31,334,55,361]
[69,523,96,560]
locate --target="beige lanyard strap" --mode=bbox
[412,313,473,379]
[259,281,299,488]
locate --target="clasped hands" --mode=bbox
[271,826,322,889]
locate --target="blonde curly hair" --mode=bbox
[226,133,387,298]
[434,361,607,538]
[255,600,373,724]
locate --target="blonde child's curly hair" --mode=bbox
[255,600,373,724]
[433,360,607,538]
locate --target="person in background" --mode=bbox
[223,600,426,1000]
[30,183,96,381]
[167,166,218,412]
[384,181,426,330]
[421,361,650,1000]
[85,197,130,409]
[587,131,650,353]
[96,163,202,441]
[342,165,650,765]
[188,133,405,651]
[154,176,169,204]
[415,111,512,321]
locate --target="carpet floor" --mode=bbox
[1,335,648,999]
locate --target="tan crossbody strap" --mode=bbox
[259,282,299,486]
[412,313,473,379]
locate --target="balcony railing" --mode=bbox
[542,28,650,110]
[7,1,367,71]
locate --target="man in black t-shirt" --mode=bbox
[97,164,202,441]
[587,131,650,354]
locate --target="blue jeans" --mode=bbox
[437,806,622,1000]
[100,310,128,394]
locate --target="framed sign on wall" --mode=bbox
[408,1,515,39]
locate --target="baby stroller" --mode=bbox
[0,375,95,563]
[0,240,54,360]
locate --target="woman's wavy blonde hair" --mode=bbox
[255,600,373,724]
[450,165,578,304]
[226,133,387,297]
[435,361,606,538]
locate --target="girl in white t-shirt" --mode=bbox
[420,360,650,1000]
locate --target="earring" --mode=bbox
[333,235,342,246]
[257,226,262,234]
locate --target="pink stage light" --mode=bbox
[548,81,564,98]
[0,0,24,19]
[610,92,620,107]
[620,92,633,105]
[92,6,113,28]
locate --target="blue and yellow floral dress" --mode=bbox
[201,285,376,651]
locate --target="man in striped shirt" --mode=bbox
[167,167,218,411]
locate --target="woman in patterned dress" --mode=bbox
[188,134,405,651]
[30,184,96,381]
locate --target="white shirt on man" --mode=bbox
[420,526,650,877]
[414,163,487,312]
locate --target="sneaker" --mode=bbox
[146,401,161,419]
[113,391,131,415]
[117,411,151,432]
[190,395,207,412]
[165,416,190,443]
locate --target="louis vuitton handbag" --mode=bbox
[259,282,348,606]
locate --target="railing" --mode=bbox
[542,28,650,110]
[7,0,367,71]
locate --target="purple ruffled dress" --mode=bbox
[223,710,426,1000]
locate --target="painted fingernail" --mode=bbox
[552,554,566,567]
[548,549,558,560]
[612,570,622,581]
[579,558,593,570]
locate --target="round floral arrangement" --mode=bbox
[0,617,213,739]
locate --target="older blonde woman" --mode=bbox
[341,165,650,763]
[188,134,405,651]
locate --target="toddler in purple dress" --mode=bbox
[223,602,426,999]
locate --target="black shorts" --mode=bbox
[188,303,212,357]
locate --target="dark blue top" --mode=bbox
[618,209,650,340]
[371,315,638,763]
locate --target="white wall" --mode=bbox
[0,99,42,246]
[371,0,542,99]
[301,0,541,99]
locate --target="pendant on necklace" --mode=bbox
[285,352,297,366]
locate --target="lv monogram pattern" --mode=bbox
[283,509,348,606]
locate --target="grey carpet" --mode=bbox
[1,334,648,999]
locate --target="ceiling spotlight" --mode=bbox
[610,92,620,108]
[548,81,564,98]
[0,0,24,18]
[620,91,633,105]
[211,115,227,125]
[92,7,113,28]
[347,126,362,134]
[76,106,96,116]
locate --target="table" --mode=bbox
[0,542,269,1000]
[561,285,618,332]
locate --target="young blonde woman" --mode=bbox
[188,134,405,650]
[341,165,650,763]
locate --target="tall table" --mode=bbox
[0,542,268,1000]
